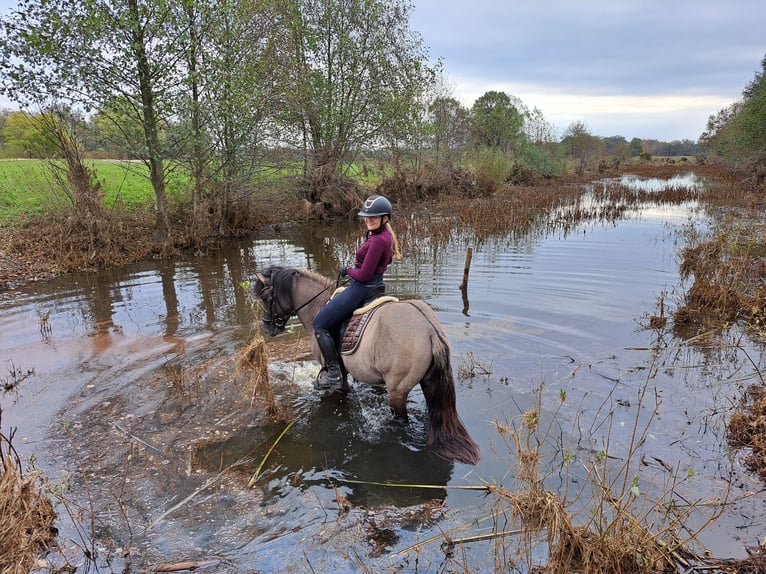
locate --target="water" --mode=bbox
[1,172,764,572]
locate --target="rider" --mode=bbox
[312,194,401,392]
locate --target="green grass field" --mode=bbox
[0,159,171,226]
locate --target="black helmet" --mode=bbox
[358,195,393,218]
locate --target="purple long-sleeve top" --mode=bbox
[347,227,393,283]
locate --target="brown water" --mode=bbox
[1,173,765,572]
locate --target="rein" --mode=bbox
[262,275,341,329]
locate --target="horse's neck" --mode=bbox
[293,277,331,333]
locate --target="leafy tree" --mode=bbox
[629,137,644,157]
[194,0,289,230]
[735,54,766,154]
[701,53,766,164]
[89,97,147,160]
[428,96,470,163]
[0,109,9,154]
[517,107,566,178]
[470,91,525,155]
[282,0,438,202]
[0,0,188,242]
[524,107,556,144]
[561,121,604,171]
[3,111,60,158]
[600,136,631,161]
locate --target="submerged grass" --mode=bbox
[391,371,734,573]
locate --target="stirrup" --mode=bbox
[314,367,348,392]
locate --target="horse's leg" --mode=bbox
[386,371,423,419]
[387,387,408,419]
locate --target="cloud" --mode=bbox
[411,0,766,140]
[448,76,733,139]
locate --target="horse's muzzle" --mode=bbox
[261,318,285,337]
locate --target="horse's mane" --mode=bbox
[265,266,333,295]
[296,267,333,287]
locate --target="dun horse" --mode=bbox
[253,266,480,465]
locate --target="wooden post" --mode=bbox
[459,247,472,291]
[460,247,472,316]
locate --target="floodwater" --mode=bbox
[1,172,765,573]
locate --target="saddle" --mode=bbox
[332,285,398,355]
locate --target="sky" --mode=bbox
[409,0,766,141]
[0,1,764,142]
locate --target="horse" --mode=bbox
[252,266,480,465]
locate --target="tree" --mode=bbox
[470,91,525,155]
[89,97,147,160]
[428,96,470,163]
[517,107,566,178]
[524,107,556,145]
[561,121,604,171]
[735,53,766,154]
[0,0,187,242]
[3,111,60,158]
[282,0,438,202]
[701,53,766,164]
[0,109,9,154]
[193,0,289,232]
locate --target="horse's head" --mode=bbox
[253,266,295,336]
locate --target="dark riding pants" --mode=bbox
[313,275,383,334]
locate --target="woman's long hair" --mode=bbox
[386,220,402,259]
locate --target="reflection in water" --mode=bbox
[195,387,453,507]
[619,171,705,192]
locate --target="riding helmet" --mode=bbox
[358,195,393,218]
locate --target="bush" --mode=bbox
[471,146,512,193]
[516,141,568,179]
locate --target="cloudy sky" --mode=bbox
[0,1,764,142]
[410,0,766,141]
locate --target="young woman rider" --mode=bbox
[312,195,402,392]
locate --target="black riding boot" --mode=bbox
[314,330,348,392]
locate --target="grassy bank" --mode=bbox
[0,159,159,226]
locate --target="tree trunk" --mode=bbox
[185,2,205,215]
[128,0,171,244]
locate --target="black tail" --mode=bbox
[420,334,480,465]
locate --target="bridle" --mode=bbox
[260,280,337,330]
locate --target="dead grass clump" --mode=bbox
[376,162,481,204]
[674,212,766,332]
[727,385,766,479]
[0,426,57,574]
[491,413,675,574]
[2,209,159,275]
[236,334,274,413]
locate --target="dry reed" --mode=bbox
[236,333,273,411]
[0,425,57,574]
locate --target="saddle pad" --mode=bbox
[340,299,396,355]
